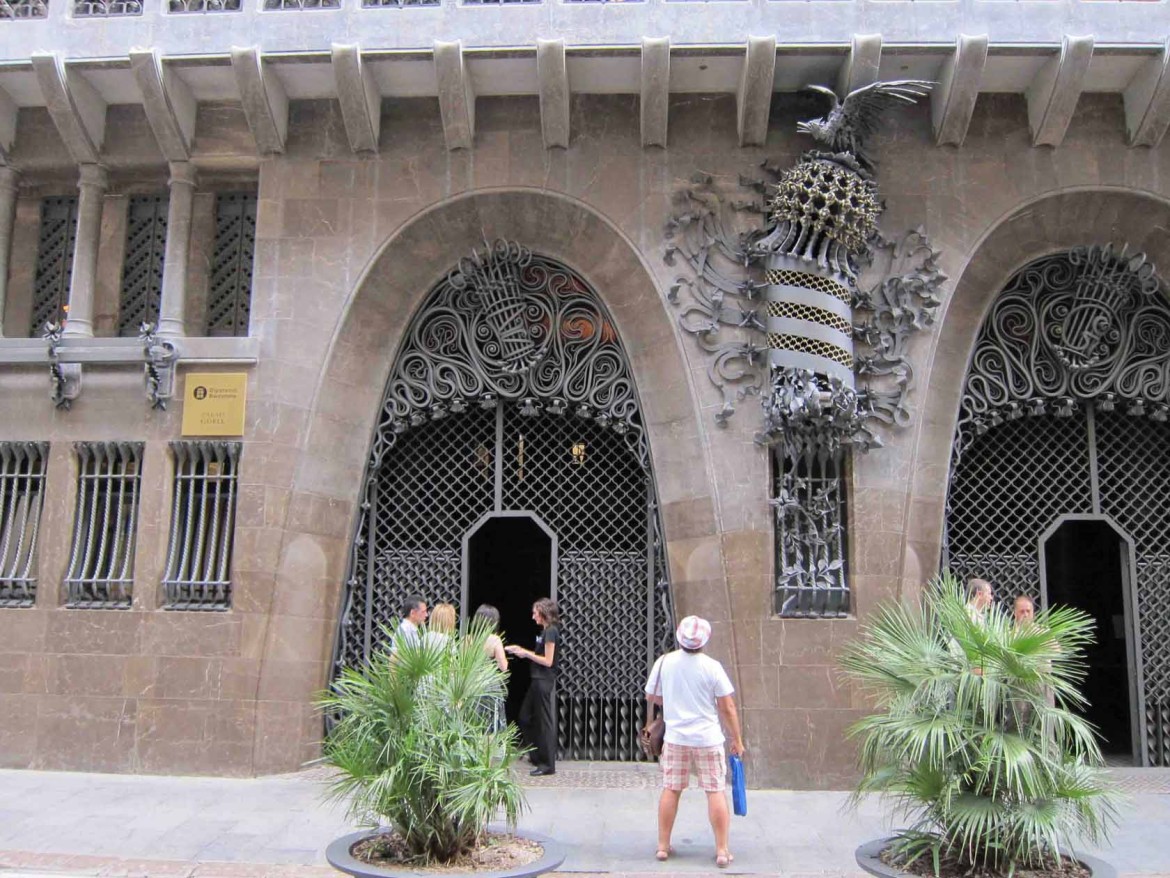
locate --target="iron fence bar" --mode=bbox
[0,442,49,607]
[1086,404,1101,515]
[494,403,504,512]
[363,476,376,661]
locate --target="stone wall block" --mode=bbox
[666,535,724,584]
[232,526,285,575]
[33,695,138,773]
[45,611,143,656]
[0,694,38,767]
[139,613,242,658]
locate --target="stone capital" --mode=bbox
[0,166,18,193]
[77,163,109,191]
[168,161,199,190]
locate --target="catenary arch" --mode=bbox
[267,189,725,760]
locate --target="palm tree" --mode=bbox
[319,622,527,863]
[840,573,1119,875]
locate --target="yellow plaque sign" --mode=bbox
[181,372,248,437]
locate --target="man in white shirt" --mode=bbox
[395,593,428,649]
[644,615,745,868]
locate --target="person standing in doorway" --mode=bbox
[396,593,428,649]
[506,597,560,776]
[645,615,744,869]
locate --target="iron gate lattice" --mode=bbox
[332,243,675,761]
[945,247,1170,766]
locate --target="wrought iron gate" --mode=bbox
[331,242,675,761]
[945,246,1170,767]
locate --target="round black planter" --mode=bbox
[326,829,567,878]
[856,838,1117,878]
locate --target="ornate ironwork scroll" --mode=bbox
[945,248,1170,767]
[333,243,674,761]
[140,322,179,410]
[44,321,80,410]
[666,83,941,616]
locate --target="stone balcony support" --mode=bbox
[157,162,198,339]
[62,164,109,340]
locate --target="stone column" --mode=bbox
[0,167,18,338]
[157,161,197,337]
[62,164,109,339]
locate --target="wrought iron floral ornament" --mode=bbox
[140,322,180,410]
[666,81,942,617]
[44,321,81,410]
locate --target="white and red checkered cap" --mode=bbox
[675,615,711,650]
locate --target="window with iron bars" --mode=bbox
[207,193,256,336]
[262,0,338,8]
[65,442,143,609]
[772,443,850,618]
[168,0,240,10]
[0,442,49,608]
[30,197,79,337]
[361,0,439,6]
[163,441,241,610]
[118,194,169,337]
[73,0,142,15]
[0,0,49,17]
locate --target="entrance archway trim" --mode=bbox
[461,510,559,625]
[1036,513,1148,765]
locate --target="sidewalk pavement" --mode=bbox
[1,766,1168,878]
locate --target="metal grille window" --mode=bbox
[463,0,540,4]
[73,0,142,14]
[0,442,49,608]
[0,0,48,17]
[65,442,143,609]
[361,0,439,6]
[30,197,79,336]
[207,193,256,336]
[262,0,338,7]
[168,0,240,8]
[162,441,241,610]
[117,195,168,337]
[772,444,849,617]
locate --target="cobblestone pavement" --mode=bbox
[0,765,1167,878]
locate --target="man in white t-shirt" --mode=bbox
[644,615,744,868]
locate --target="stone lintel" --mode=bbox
[1124,38,1170,148]
[434,40,475,151]
[837,33,882,96]
[230,46,289,156]
[932,34,989,147]
[331,43,382,155]
[736,35,776,148]
[537,38,570,150]
[129,47,197,163]
[640,36,670,148]
[30,52,107,165]
[1026,35,1094,148]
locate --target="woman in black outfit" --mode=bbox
[506,597,560,776]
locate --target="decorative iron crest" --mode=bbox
[955,245,1170,461]
[44,322,81,410]
[370,240,645,470]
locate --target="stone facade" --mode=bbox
[1,79,1169,786]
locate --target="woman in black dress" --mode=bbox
[506,597,560,776]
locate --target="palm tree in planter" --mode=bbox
[841,573,1121,878]
[319,623,563,877]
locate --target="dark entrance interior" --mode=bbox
[1044,519,1133,758]
[466,516,553,725]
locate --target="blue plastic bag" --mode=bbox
[728,753,747,816]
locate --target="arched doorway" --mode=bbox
[330,241,674,761]
[944,246,1168,766]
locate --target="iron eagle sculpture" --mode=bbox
[798,80,933,168]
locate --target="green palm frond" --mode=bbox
[841,572,1120,874]
[317,624,527,863]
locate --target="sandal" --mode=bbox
[715,851,734,868]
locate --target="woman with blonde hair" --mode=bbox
[425,602,457,646]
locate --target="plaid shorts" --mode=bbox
[660,742,726,792]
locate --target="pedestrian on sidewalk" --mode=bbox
[395,593,428,649]
[506,597,560,776]
[644,615,744,869]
